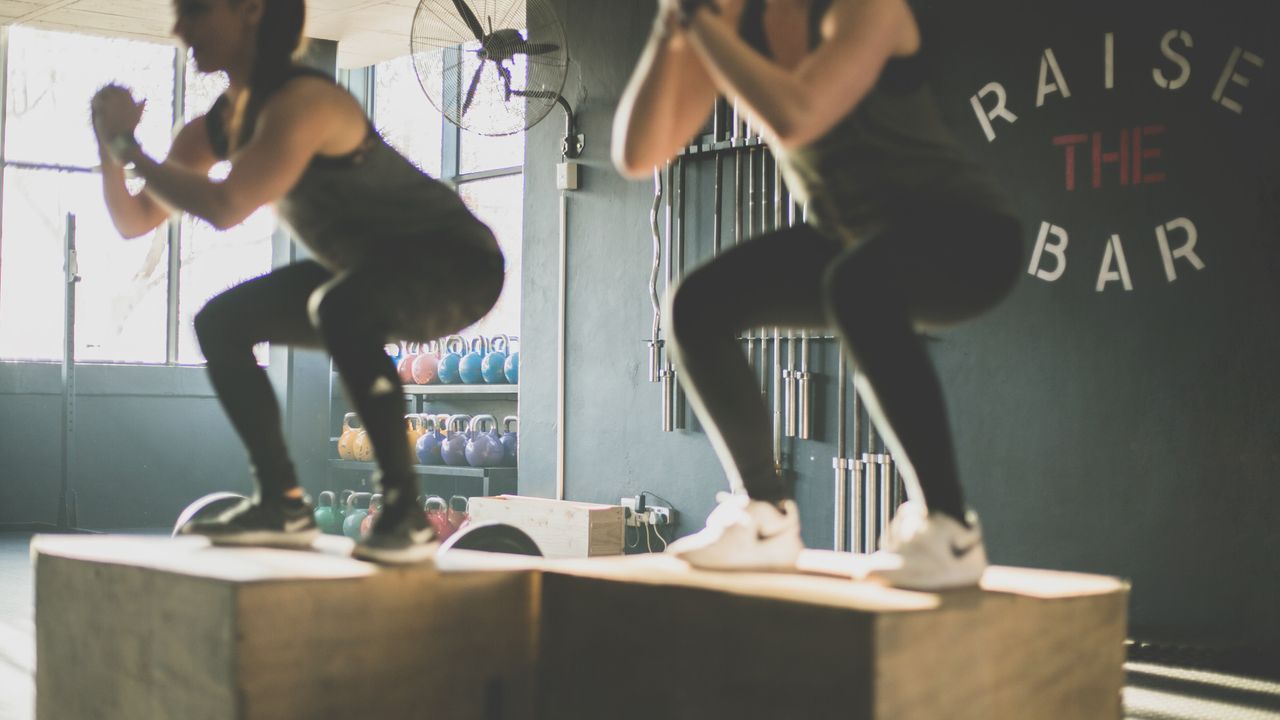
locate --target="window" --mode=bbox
[0,27,275,364]
[176,64,275,365]
[0,27,174,362]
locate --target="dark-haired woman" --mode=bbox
[91,0,503,563]
[613,0,1022,589]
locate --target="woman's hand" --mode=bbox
[90,84,145,145]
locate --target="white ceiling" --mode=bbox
[0,0,425,68]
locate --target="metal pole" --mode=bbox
[672,156,687,430]
[851,377,865,553]
[834,353,848,551]
[60,213,80,529]
[648,169,664,384]
[661,161,676,433]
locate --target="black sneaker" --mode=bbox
[180,496,319,548]
[352,491,438,564]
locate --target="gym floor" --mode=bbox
[2,531,1277,720]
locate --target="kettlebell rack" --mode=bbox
[646,100,907,551]
[325,362,519,498]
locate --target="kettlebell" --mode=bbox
[385,343,403,367]
[465,414,505,467]
[501,415,518,466]
[337,489,354,523]
[360,494,383,538]
[314,491,341,535]
[424,495,450,537]
[405,414,424,456]
[503,338,519,384]
[438,335,466,384]
[415,415,444,465]
[396,342,418,384]
[337,412,361,460]
[446,495,470,538]
[353,427,374,462]
[459,337,488,385]
[481,335,509,384]
[411,340,441,385]
[343,492,372,539]
[441,414,472,467]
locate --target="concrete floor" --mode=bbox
[2,531,1279,720]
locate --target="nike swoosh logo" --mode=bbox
[951,539,979,558]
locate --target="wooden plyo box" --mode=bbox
[34,538,1127,720]
[33,535,538,720]
[467,495,625,558]
[534,553,1129,720]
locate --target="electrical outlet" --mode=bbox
[621,496,675,528]
[647,506,673,526]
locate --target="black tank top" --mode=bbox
[205,67,497,270]
[736,0,1014,242]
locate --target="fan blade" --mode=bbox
[496,62,514,101]
[511,42,559,56]
[462,62,484,117]
[451,0,485,42]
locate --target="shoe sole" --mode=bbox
[351,540,439,565]
[197,529,320,549]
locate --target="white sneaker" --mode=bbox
[867,501,988,590]
[667,492,803,571]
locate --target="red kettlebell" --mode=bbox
[360,493,383,538]
[396,342,419,384]
[424,495,451,537]
[446,495,470,538]
[411,339,441,385]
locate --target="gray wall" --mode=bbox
[520,0,1280,648]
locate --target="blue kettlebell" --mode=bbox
[500,415,518,466]
[384,342,403,368]
[465,415,505,467]
[441,414,472,466]
[481,335,510,384]
[437,335,466,385]
[459,337,488,385]
[504,337,520,384]
[415,415,445,465]
[343,492,372,539]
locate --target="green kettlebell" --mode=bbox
[314,491,342,535]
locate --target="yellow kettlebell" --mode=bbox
[353,428,374,462]
[337,412,361,460]
[406,414,425,455]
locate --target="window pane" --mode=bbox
[457,174,522,339]
[459,125,524,174]
[5,27,175,168]
[185,57,228,123]
[176,211,276,365]
[374,55,443,177]
[0,168,167,363]
[452,41,526,173]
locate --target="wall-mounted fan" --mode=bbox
[410,0,581,156]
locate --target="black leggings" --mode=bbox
[194,242,503,504]
[665,209,1021,521]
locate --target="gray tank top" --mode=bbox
[740,0,1015,242]
[206,67,498,270]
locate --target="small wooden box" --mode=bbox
[466,495,625,559]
